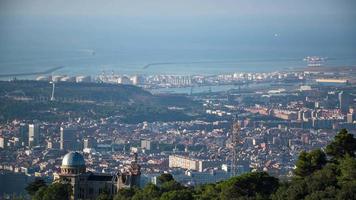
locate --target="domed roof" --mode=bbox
[62,152,85,167]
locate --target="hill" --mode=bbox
[0,80,200,123]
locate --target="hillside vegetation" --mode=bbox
[0,80,200,123]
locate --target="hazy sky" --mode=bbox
[1,0,356,17]
[0,0,355,57]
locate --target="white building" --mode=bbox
[169,155,221,172]
[28,123,39,147]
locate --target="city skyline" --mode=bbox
[0,1,355,200]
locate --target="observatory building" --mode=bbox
[55,152,140,200]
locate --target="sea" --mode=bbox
[0,16,356,78]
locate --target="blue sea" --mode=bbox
[0,16,355,77]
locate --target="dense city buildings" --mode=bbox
[0,67,355,198]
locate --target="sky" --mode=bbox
[1,0,356,17]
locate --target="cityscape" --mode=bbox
[0,0,356,200]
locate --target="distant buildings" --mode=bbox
[130,75,144,85]
[316,78,348,86]
[117,76,132,85]
[36,75,92,83]
[75,76,91,83]
[169,170,231,186]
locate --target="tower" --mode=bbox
[60,127,76,151]
[230,115,240,177]
[28,123,39,147]
[339,91,352,114]
[50,81,55,101]
[19,123,28,146]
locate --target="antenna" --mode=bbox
[230,114,240,177]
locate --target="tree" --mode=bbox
[304,186,337,200]
[272,179,311,200]
[326,129,356,159]
[338,154,356,184]
[33,186,48,200]
[160,181,185,193]
[218,172,279,200]
[294,149,327,177]
[131,183,161,200]
[273,129,356,200]
[157,174,174,184]
[114,188,137,200]
[25,178,47,196]
[309,149,327,171]
[195,184,220,200]
[294,151,311,177]
[159,189,193,200]
[142,183,161,199]
[33,183,72,200]
[337,181,356,200]
[97,191,112,200]
[304,164,338,193]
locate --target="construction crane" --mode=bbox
[50,81,55,101]
[230,115,240,177]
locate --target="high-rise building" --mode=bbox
[347,113,353,123]
[339,91,352,114]
[28,123,39,147]
[19,123,28,146]
[141,139,157,151]
[60,127,76,151]
[83,137,96,149]
[0,136,6,149]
